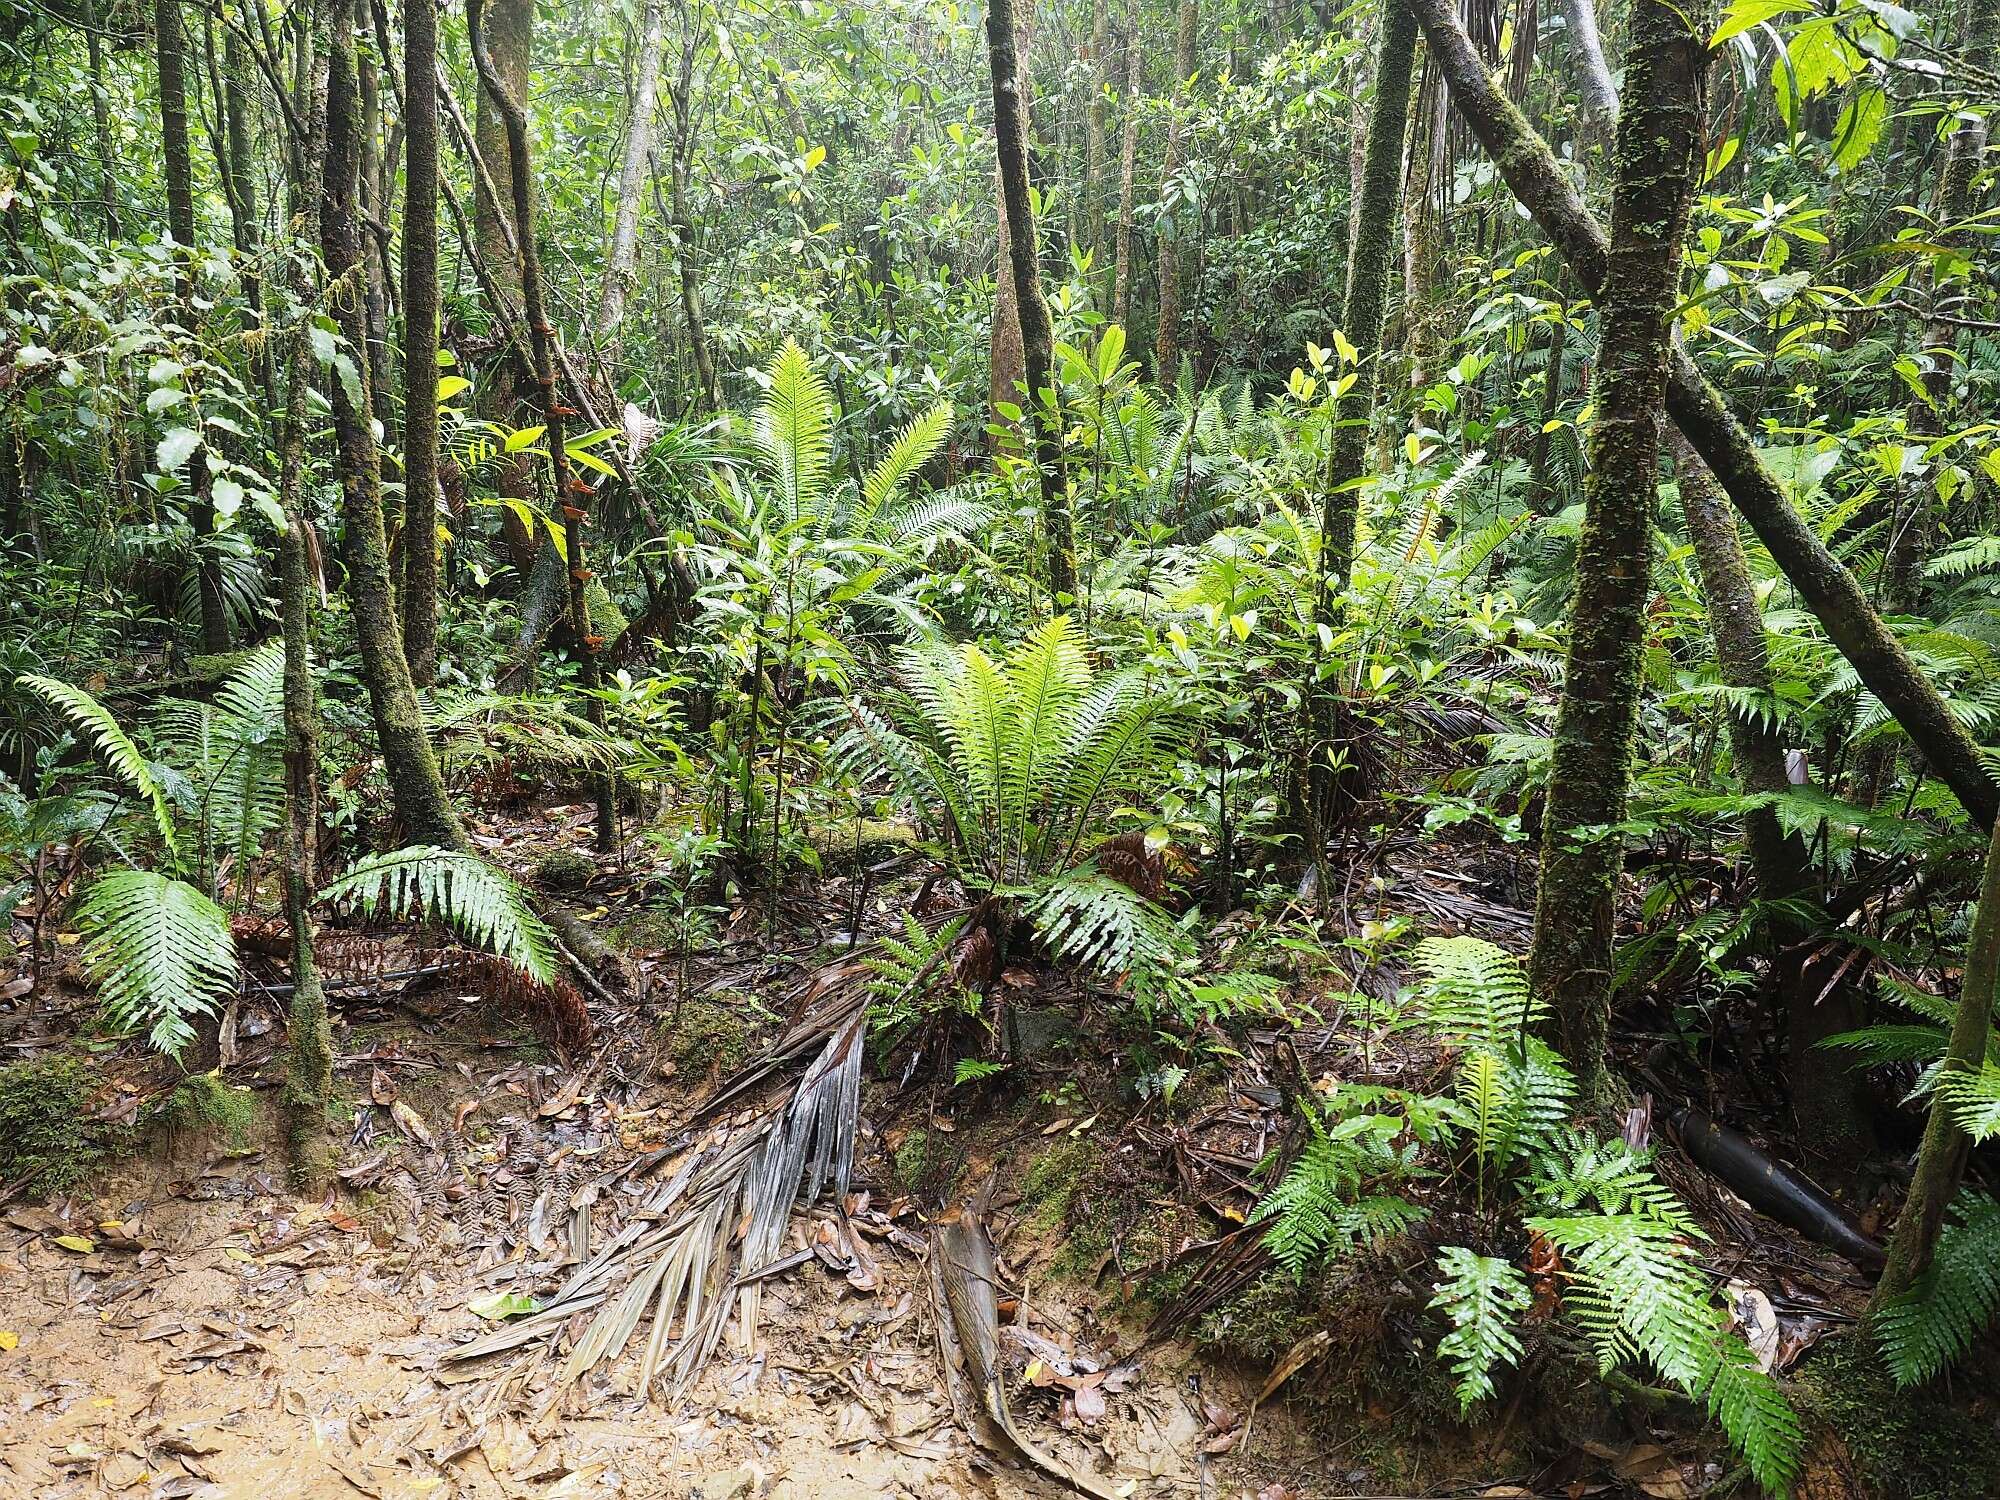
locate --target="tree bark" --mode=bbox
[987,8,1032,435]
[323,0,462,851]
[1872,808,2000,1305]
[400,0,442,689]
[1111,20,1139,331]
[1559,0,1619,147]
[1675,432,1872,1157]
[666,1,720,413]
[597,0,666,358]
[155,0,231,656]
[1153,0,1197,378]
[356,35,393,428]
[1403,0,2000,833]
[282,4,333,1192]
[1523,0,1704,1100]
[86,22,121,238]
[1319,0,1418,606]
[987,0,1075,601]
[469,0,617,852]
[1084,0,1109,265]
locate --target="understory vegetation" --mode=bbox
[5,0,2000,1492]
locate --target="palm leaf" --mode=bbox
[77,868,235,1056]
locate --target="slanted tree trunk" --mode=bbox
[1318,0,1418,607]
[597,0,666,358]
[1153,0,1197,378]
[155,0,230,655]
[1523,0,1704,1100]
[323,0,462,850]
[1404,0,2000,833]
[986,0,1075,601]
[1111,19,1139,330]
[400,0,442,688]
[281,0,333,1195]
[1559,0,1618,164]
[1873,808,2000,1305]
[469,0,617,852]
[987,7,1032,434]
[1084,0,1109,265]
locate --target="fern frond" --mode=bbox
[1430,1247,1531,1412]
[1027,869,1191,989]
[855,400,952,535]
[77,869,234,1056]
[1411,936,1542,1050]
[1874,1191,2000,1385]
[19,674,180,856]
[756,338,834,527]
[319,846,557,985]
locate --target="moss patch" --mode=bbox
[145,1073,258,1147]
[1794,1336,2000,1500]
[0,1056,103,1197]
[662,997,760,1076]
[533,848,598,892]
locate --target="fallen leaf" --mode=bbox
[468,1291,541,1321]
[53,1234,95,1254]
[0,1330,17,1350]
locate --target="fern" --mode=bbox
[1027,869,1192,992]
[19,673,180,857]
[319,846,557,985]
[1410,935,1542,1051]
[755,338,833,527]
[1934,1061,2000,1140]
[77,868,235,1056]
[854,400,952,534]
[1874,1192,2000,1386]
[1430,1248,1531,1412]
[1531,1211,1802,1492]
[1257,1092,1430,1276]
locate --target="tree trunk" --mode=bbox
[986,0,1075,601]
[1676,433,1871,1160]
[1153,0,1197,378]
[1872,807,2000,1305]
[1084,0,1109,265]
[155,0,231,656]
[1111,20,1139,331]
[597,0,666,358]
[469,0,617,852]
[1528,308,1567,507]
[323,0,462,851]
[1318,0,1418,605]
[401,0,442,689]
[284,1,333,1191]
[987,9,1032,435]
[1523,0,1704,1101]
[1559,0,1618,166]
[87,23,121,238]
[357,36,393,428]
[1403,0,2000,833]
[667,3,721,413]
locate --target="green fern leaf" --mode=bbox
[19,674,180,857]
[1430,1247,1531,1412]
[319,846,557,985]
[77,869,235,1056]
[1874,1191,2000,1386]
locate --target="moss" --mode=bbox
[1793,1337,2000,1500]
[0,1056,103,1197]
[145,1072,258,1146]
[662,997,758,1075]
[533,847,598,892]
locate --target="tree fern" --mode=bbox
[319,846,557,985]
[1430,1248,1531,1412]
[19,674,180,857]
[77,868,235,1056]
[1027,869,1191,992]
[1874,1192,2000,1386]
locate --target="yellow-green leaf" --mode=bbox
[53,1235,94,1254]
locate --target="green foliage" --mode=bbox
[18,673,180,856]
[1873,1192,2000,1387]
[1255,1089,1432,1276]
[319,846,557,986]
[145,1071,257,1146]
[0,1056,102,1197]
[77,869,236,1056]
[1429,1248,1531,1412]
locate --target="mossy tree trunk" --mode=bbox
[400,0,442,690]
[155,0,230,656]
[1152,0,1197,379]
[1523,0,1705,1098]
[470,0,617,852]
[283,2,334,1192]
[1403,0,2000,834]
[323,0,463,852]
[1317,0,1418,609]
[1111,18,1140,331]
[1872,809,2000,1305]
[986,0,1075,601]
[666,1,721,413]
[1084,0,1109,266]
